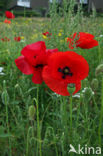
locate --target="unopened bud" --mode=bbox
[28,105,36,120]
[15,84,19,88]
[95,64,103,76]
[67,83,75,96]
[83,78,89,87]
[83,87,94,103]
[91,78,99,91]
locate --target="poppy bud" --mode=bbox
[95,64,103,76]
[67,83,76,95]
[28,105,36,120]
[15,84,19,88]
[83,78,89,87]
[91,78,99,91]
[83,87,94,103]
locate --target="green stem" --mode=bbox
[69,95,73,144]
[98,43,101,63]
[6,101,12,156]
[26,127,32,156]
[60,96,68,155]
[98,77,103,146]
[36,85,42,156]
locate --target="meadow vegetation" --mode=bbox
[0,0,103,156]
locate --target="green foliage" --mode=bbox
[0,0,13,10]
[0,0,103,155]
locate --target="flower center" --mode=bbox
[35,64,43,68]
[58,66,73,79]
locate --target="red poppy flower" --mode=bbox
[67,32,98,49]
[14,37,21,42]
[42,32,52,37]
[15,41,58,84]
[1,37,10,42]
[43,51,89,96]
[5,11,15,19]
[4,19,11,24]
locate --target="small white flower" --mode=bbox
[0,67,3,73]
[20,40,26,43]
[0,67,5,75]
[72,93,80,98]
[82,87,94,95]
[0,73,5,75]
[99,35,103,37]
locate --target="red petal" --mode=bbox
[43,66,81,96]
[77,39,98,49]
[15,56,34,75]
[21,41,46,65]
[68,32,98,49]
[79,32,94,39]
[46,48,58,53]
[5,11,15,19]
[46,51,89,82]
[14,37,21,42]
[32,70,43,84]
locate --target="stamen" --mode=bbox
[58,66,73,79]
[35,64,43,68]
[62,75,66,79]
[58,68,62,72]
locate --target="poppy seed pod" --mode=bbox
[67,83,76,96]
[28,105,36,120]
[95,64,103,76]
[91,78,99,91]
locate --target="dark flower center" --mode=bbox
[58,66,73,79]
[35,64,43,68]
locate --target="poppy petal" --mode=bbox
[32,70,43,84]
[67,32,98,49]
[15,56,34,75]
[21,41,46,65]
[5,11,15,19]
[46,51,89,82]
[46,48,58,53]
[76,39,98,49]
[43,66,81,96]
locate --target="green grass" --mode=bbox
[0,1,103,155]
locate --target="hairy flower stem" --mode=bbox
[98,44,101,63]
[26,127,33,156]
[6,100,12,156]
[60,96,68,155]
[69,95,73,144]
[98,77,103,146]
[36,85,42,156]
[3,81,12,156]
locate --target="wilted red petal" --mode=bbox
[15,56,34,75]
